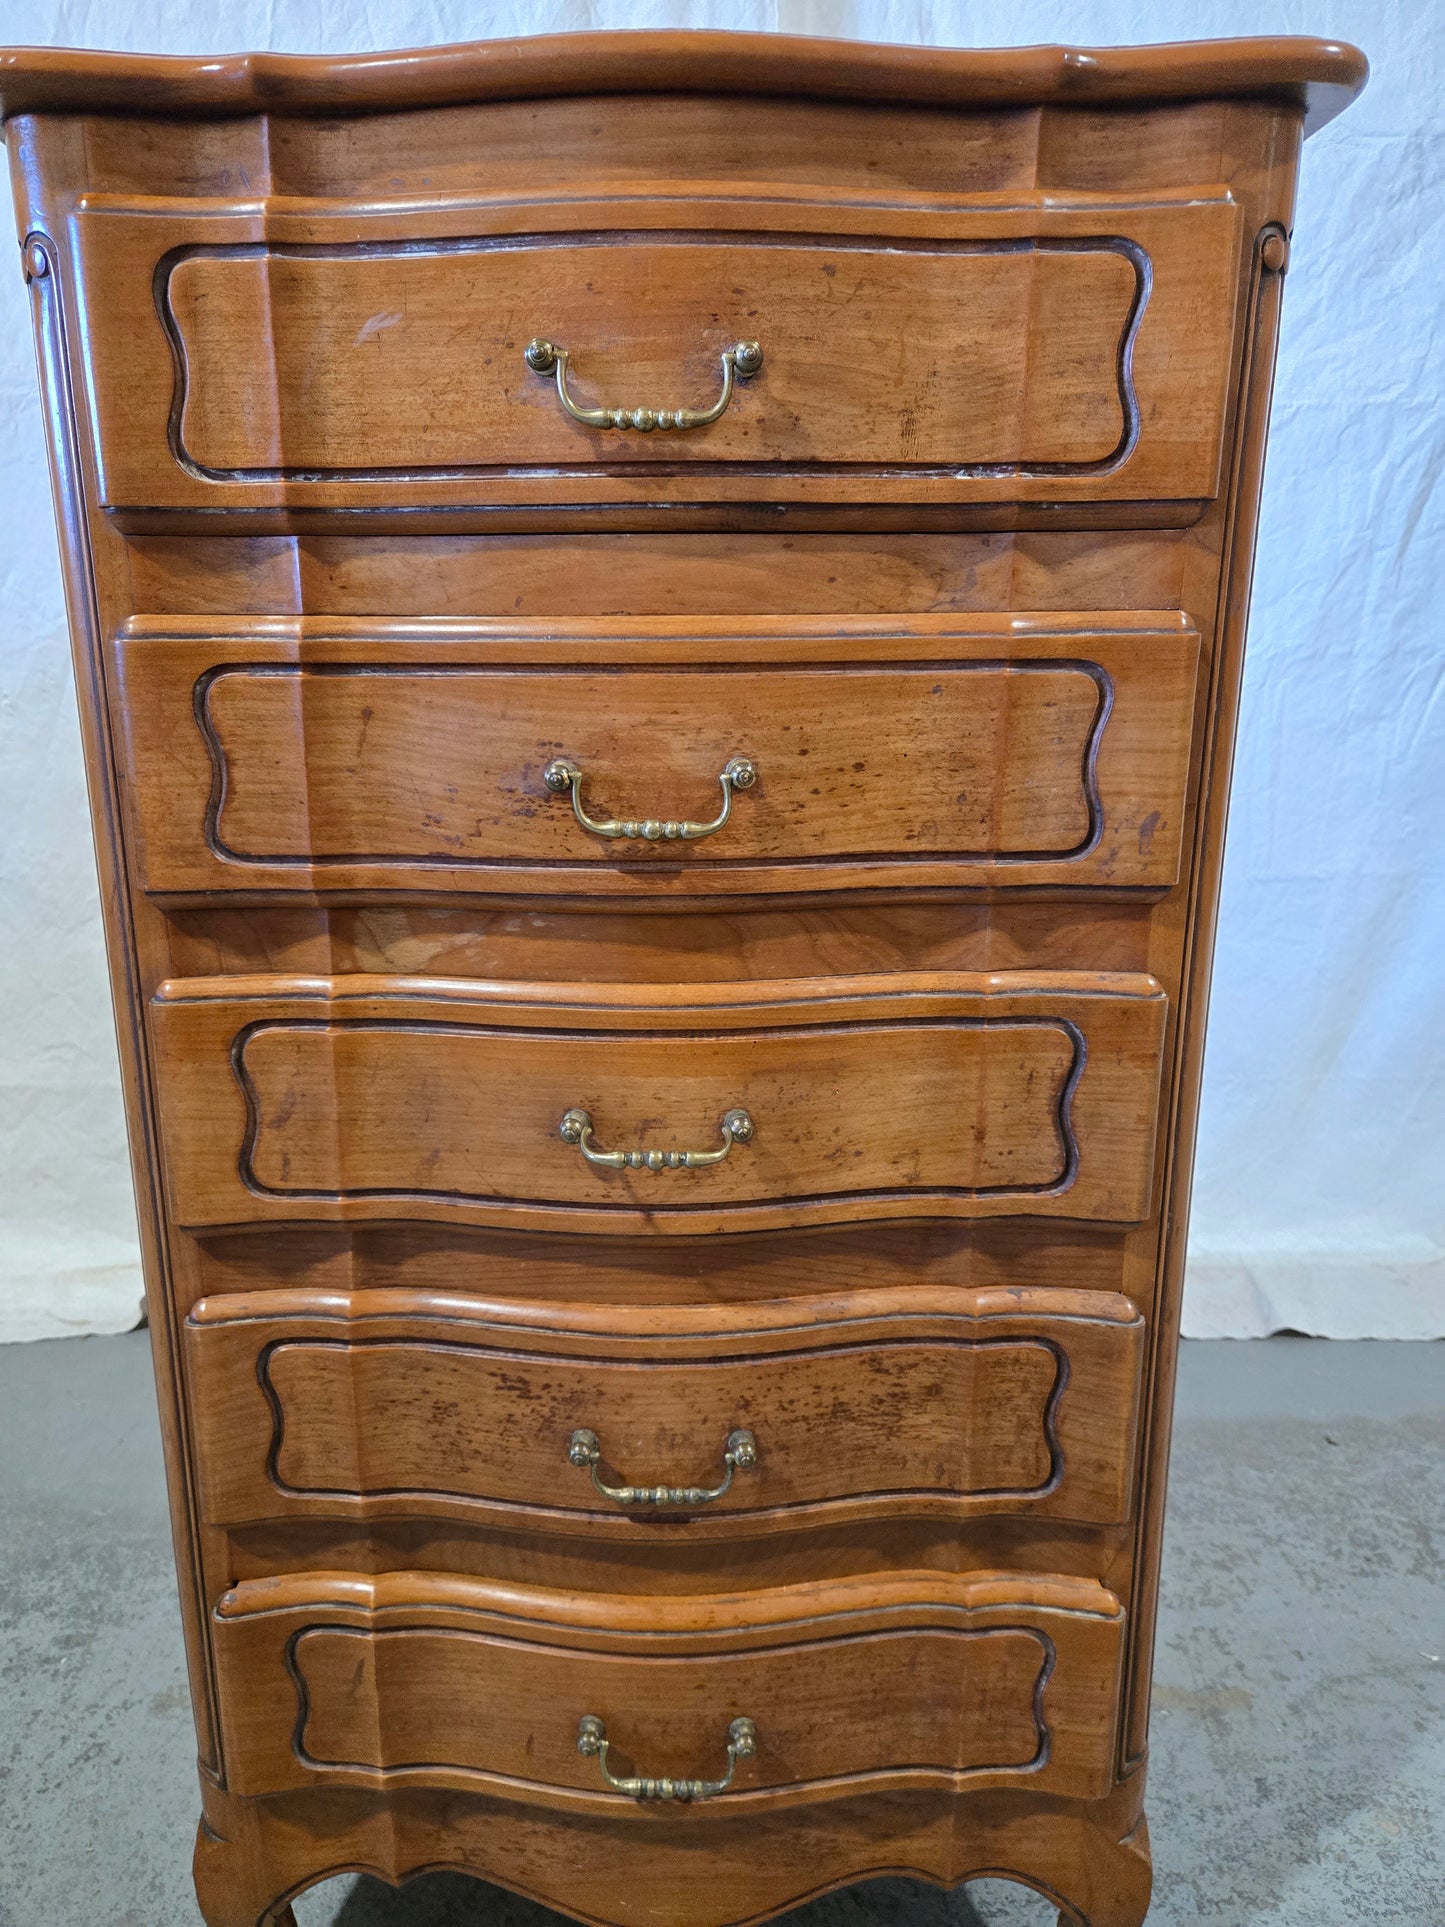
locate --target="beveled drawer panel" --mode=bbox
[185,1284,1145,1534]
[116,614,1200,896]
[149,971,1168,1234]
[211,1570,1126,1805]
[74,197,1239,514]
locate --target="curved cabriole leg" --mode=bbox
[1052,1816,1152,1927]
[193,1812,301,1927]
[190,1784,1151,1927]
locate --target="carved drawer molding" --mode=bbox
[3,29,1364,1927]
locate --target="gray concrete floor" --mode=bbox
[0,1333,1440,1927]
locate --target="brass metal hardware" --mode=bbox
[559,1107,753,1171]
[576,1714,757,1801]
[567,1426,758,1508]
[523,338,762,431]
[543,754,756,843]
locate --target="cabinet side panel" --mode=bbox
[1125,102,1306,1767]
[5,113,222,1774]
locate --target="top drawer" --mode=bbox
[71,198,1241,519]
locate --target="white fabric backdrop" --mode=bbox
[0,0,1439,1341]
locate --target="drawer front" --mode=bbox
[116,616,1200,896]
[185,1285,1145,1533]
[212,1571,1126,1805]
[149,972,1168,1233]
[75,198,1239,512]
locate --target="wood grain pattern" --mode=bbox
[209,1569,1126,1807]
[0,32,1368,130]
[120,529,1190,619]
[181,1218,1143,1327]
[163,235,1141,475]
[184,1284,1145,1535]
[191,1786,1154,1927]
[1,37,1360,1927]
[149,972,1167,1232]
[74,198,1240,515]
[1118,212,1295,1775]
[115,614,1200,896]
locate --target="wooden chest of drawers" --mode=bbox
[2,31,1365,1927]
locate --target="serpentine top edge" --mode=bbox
[0,32,1367,135]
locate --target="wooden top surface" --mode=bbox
[0,31,1367,134]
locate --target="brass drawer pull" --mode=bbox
[567,1426,758,1508]
[524,338,762,431]
[543,753,757,843]
[576,1714,757,1802]
[559,1106,753,1171]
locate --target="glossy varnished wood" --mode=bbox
[191,1788,1153,1927]
[73,197,1240,517]
[115,614,1200,897]
[75,194,1240,519]
[2,31,1363,1927]
[148,971,1168,1233]
[121,530,1192,618]
[209,1570,1127,1807]
[0,33,1366,129]
[183,1285,1145,1535]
